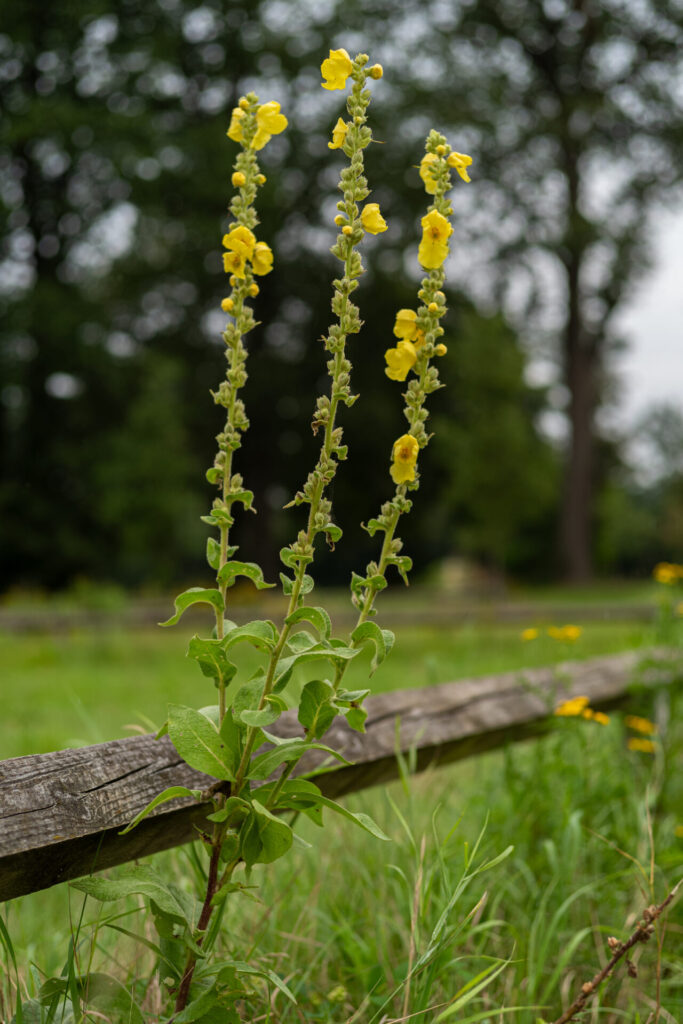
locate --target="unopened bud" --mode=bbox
[229,275,237,286]
[221,297,234,313]
[342,225,353,236]
[248,283,259,297]
[257,173,266,185]
[231,171,246,187]
[428,301,439,312]
[436,144,447,155]
[434,291,446,303]
[238,96,249,110]
[435,343,447,357]
[369,64,383,79]
[334,214,345,226]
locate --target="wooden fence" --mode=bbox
[1,649,679,902]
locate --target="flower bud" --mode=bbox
[428,301,439,312]
[221,297,234,312]
[229,275,237,286]
[342,224,353,236]
[436,144,447,155]
[232,171,246,187]
[434,291,446,303]
[257,173,266,185]
[369,64,383,79]
[238,96,249,110]
[334,214,345,226]
[248,283,259,297]
[435,343,447,356]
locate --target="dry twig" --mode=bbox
[550,881,681,1024]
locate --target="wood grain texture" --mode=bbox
[1,649,677,901]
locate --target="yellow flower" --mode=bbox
[419,152,440,195]
[251,241,273,276]
[434,343,447,357]
[369,63,383,79]
[221,297,234,313]
[222,225,256,259]
[627,737,656,754]
[252,100,288,150]
[624,715,657,735]
[418,209,452,269]
[675,825,683,838]
[413,329,426,349]
[548,625,582,642]
[393,309,418,341]
[222,250,246,279]
[328,117,348,150]
[361,203,388,234]
[385,341,418,382]
[592,711,610,725]
[447,151,473,183]
[321,48,353,90]
[227,107,245,143]
[653,561,681,584]
[232,171,246,187]
[520,627,539,641]
[554,695,589,717]
[390,433,419,485]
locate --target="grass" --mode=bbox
[1,600,682,1022]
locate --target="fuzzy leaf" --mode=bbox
[351,622,395,674]
[71,865,200,925]
[387,554,413,585]
[226,489,254,510]
[298,679,336,739]
[120,786,202,835]
[206,537,221,570]
[248,738,352,780]
[240,801,293,866]
[168,704,235,780]
[285,605,332,639]
[240,694,287,728]
[160,588,224,627]
[223,620,278,653]
[217,560,274,591]
[187,636,237,683]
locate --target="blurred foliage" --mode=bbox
[1,0,681,591]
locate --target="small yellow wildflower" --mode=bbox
[447,151,473,183]
[414,329,426,349]
[627,737,656,754]
[369,63,383,79]
[393,309,418,341]
[328,117,348,150]
[419,152,440,195]
[675,825,683,838]
[418,209,452,270]
[253,100,288,150]
[222,250,246,279]
[320,48,353,91]
[434,343,447,357]
[653,561,682,584]
[521,627,539,641]
[361,203,388,234]
[385,341,418,382]
[624,715,657,735]
[547,625,582,642]
[251,241,273,276]
[554,695,590,717]
[227,107,245,143]
[232,171,246,187]
[222,225,256,259]
[593,711,610,725]
[390,433,419,485]
[221,297,234,313]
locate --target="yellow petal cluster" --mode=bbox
[547,624,582,642]
[222,250,246,279]
[653,561,683,584]
[328,117,348,150]
[361,203,388,234]
[390,433,419,484]
[222,225,256,259]
[419,152,440,195]
[252,241,273,276]
[418,209,452,269]
[321,48,353,90]
[520,627,539,641]
[554,695,608,724]
[222,227,273,278]
[447,151,473,183]
[253,100,288,151]
[393,309,418,341]
[385,341,417,382]
[624,715,657,735]
[627,737,656,754]
[227,101,287,151]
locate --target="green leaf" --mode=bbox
[282,790,390,840]
[217,560,274,591]
[322,522,342,544]
[120,786,202,835]
[217,962,296,1005]
[362,517,385,537]
[205,796,251,826]
[286,630,319,653]
[279,572,315,597]
[280,546,313,570]
[223,620,278,653]
[240,801,293,866]
[435,958,511,1021]
[206,537,221,570]
[257,779,324,827]
[172,983,220,1024]
[160,588,224,627]
[71,865,200,925]
[168,704,235,780]
[248,738,352,780]
[285,605,332,639]
[298,679,336,738]
[344,705,368,733]
[273,641,360,692]
[240,694,287,728]
[226,488,255,510]
[336,688,371,703]
[187,635,237,683]
[387,553,413,585]
[351,622,395,674]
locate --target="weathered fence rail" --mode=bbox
[1,649,678,902]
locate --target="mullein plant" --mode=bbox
[72,49,472,1021]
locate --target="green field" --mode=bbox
[2,607,682,1022]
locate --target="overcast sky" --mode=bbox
[615,209,683,429]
